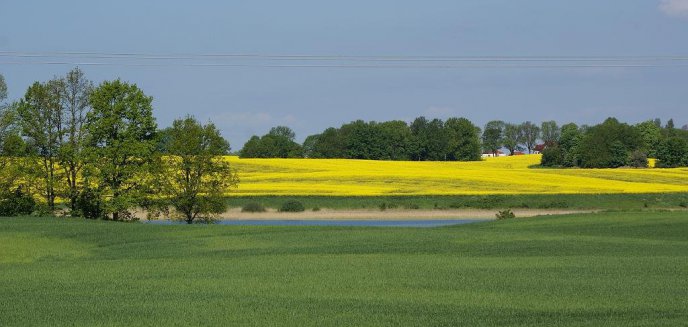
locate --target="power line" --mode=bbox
[2,50,688,61]
[2,51,688,69]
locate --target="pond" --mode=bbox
[144,219,487,228]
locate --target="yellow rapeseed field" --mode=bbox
[226,155,688,196]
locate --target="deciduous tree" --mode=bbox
[540,121,560,146]
[445,117,481,161]
[17,80,64,210]
[502,123,524,156]
[482,120,504,156]
[156,116,238,224]
[58,68,93,212]
[520,121,540,154]
[84,80,157,220]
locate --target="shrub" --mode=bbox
[0,187,36,216]
[241,202,266,213]
[312,206,321,212]
[679,202,687,208]
[540,145,565,167]
[537,201,569,209]
[404,203,420,210]
[279,200,305,212]
[628,150,648,168]
[496,209,516,220]
[74,188,104,219]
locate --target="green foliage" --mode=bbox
[627,150,648,168]
[240,128,303,158]
[495,209,516,220]
[303,117,480,161]
[156,116,238,224]
[16,80,64,210]
[576,118,642,168]
[278,200,305,212]
[74,187,104,219]
[502,123,524,155]
[305,127,346,158]
[540,145,565,167]
[635,120,663,157]
[540,120,560,145]
[444,117,481,161]
[268,125,296,141]
[57,68,93,212]
[520,121,540,153]
[84,79,158,220]
[410,117,449,161]
[241,202,267,213]
[0,187,36,216]
[482,120,505,156]
[656,137,688,168]
[343,120,388,159]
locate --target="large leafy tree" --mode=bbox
[577,118,641,168]
[17,80,64,210]
[306,127,345,158]
[378,120,412,160]
[445,117,481,161]
[657,137,688,168]
[156,116,238,224]
[482,120,505,156]
[240,126,303,158]
[520,121,540,154]
[343,120,386,160]
[84,80,157,220]
[410,117,448,161]
[58,68,93,211]
[635,120,662,157]
[502,123,524,156]
[0,75,25,192]
[540,121,560,146]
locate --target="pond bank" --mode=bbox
[141,208,596,221]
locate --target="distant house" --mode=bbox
[481,150,507,158]
[533,144,546,154]
[512,151,526,156]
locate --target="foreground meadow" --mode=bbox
[227,155,688,196]
[1,211,686,326]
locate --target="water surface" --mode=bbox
[145,219,486,227]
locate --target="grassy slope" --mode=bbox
[228,193,688,210]
[1,212,687,326]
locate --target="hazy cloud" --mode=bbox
[659,0,688,18]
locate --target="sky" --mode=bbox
[1,0,688,148]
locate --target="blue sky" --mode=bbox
[1,0,688,148]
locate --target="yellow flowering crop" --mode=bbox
[225,155,688,196]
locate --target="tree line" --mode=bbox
[241,117,688,168]
[242,117,483,161]
[0,70,237,222]
[540,118,688,168]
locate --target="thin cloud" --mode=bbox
[659,0,688,18]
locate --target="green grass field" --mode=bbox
[228,193,688,210]
[1,212,687,326]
